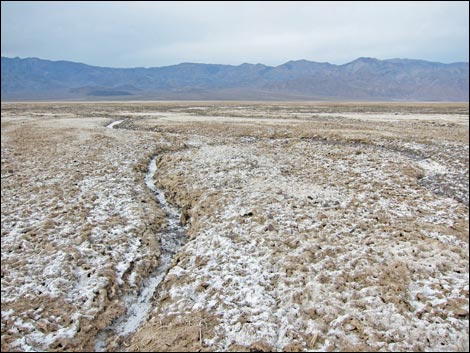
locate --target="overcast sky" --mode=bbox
[1,1,468,68]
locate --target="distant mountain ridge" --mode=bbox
[1,56,468,101]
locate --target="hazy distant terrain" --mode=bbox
[1,56,468,101]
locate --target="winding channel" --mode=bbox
[105,119,125,128]
[95,124,187,351]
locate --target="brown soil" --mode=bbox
[1,102,468,352]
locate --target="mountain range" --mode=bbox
[1,56,468,101]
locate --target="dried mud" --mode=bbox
[1,102,468,352]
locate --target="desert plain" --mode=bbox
[1,101,469,352]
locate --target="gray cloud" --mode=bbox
[1,1,468,67]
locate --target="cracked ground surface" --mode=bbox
[1,102,468,352]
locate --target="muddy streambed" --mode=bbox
[106,120,125,129]
[95,130,187,351]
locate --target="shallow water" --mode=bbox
[94,156,186,351]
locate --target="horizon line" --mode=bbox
[2,55,469,70]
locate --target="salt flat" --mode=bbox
[1,102,468,352]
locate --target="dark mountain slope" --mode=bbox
[1,56,468,101]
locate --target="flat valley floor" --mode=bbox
[1,102,469,352]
